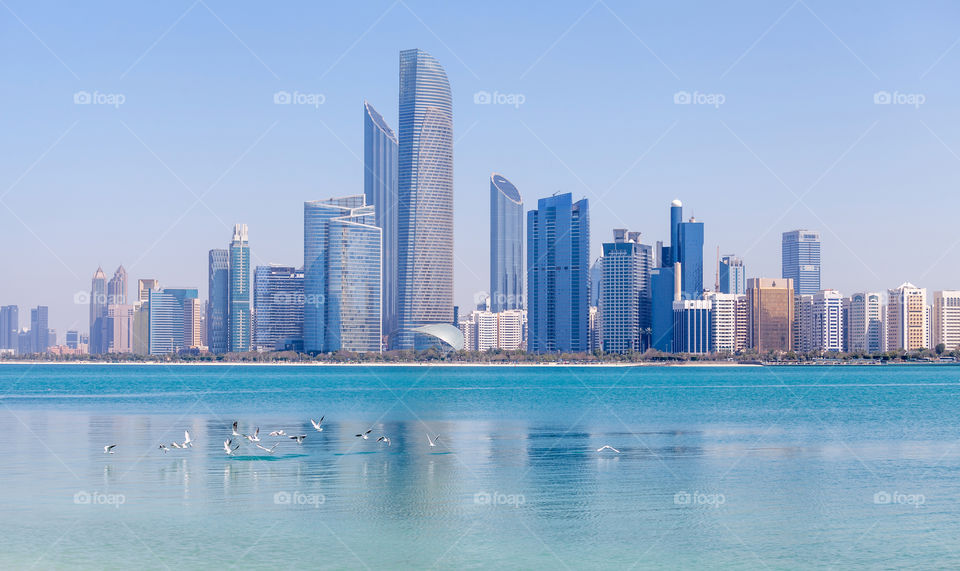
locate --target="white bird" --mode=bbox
[244,427,260,442]
[171,442,182,449]
[289,434,306,444]
[377,436,391,447]
[183,431,192,447]
[224,439,239,455]
[255,442,280,454]
[310,417,324,432]
[158,444,169,453]
[232,421,240,436]
[268,430,286,437]
[104,444,117,454]
[596,445,621,454]
[356,429,372,440]
[426,433,440,447]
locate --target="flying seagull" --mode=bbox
[104,444,117,454]
[377,436,391,447]
[171,442,182,449]
[426,433,440,447]
[289,434,307,444]
[232,421,240,436]
[183,431,192,448]
[356,429,372,440]
[244,427,260,442]
[223,439,240,455]
[310,417,324,432]
[268,430,286,437]
[255,442,280,454]
[158,444,169,454]
[596,445,621,454]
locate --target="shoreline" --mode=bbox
[0,360,760,367]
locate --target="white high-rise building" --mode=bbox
[932,290,960,351]
[887,283,929,351]
[812,289,844,352]
[705,292,738,354]
[458,309,526,351]
[848,292,883,353]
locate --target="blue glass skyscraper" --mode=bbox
[304,196,382,353]
[396,48,454,350]
[207,248,229,354]
[253,265,304,351]
[782,230,821,295]
[148,288,198,355]
[719,255,746,294]
[599,230,651,353]
[364,100,398,340]
[228,224,251,352]
[527,193,589,353]
[678,217,704,300]
[490,173,523,312]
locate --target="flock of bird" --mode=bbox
[102,416,454,457]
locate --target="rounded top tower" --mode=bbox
[671,199,682,207]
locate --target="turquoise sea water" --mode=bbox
[1,363,960,569]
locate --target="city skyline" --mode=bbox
[4,3,960,337]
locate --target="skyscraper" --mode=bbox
[107,265,127,305]
[364,100,399,340]
[673,299,712,354]
[304,196,382,353]
[747,278,795,352]
[0,305,17,351]
[782,230,821,295]
[887,283,928,351]
[148,288,199,355]
[30,306,49,353]
[527,193,589,353]
[253,265,304,351]
[490,173,524,312]
[599,229,652,353]
[207,249,229,354]
[396,48,454,349]
[137,279,159,303]
[705,292,739,354]
[106,304,135,353]
[228,224,251,353]
[678,217,704,300]
[848,292,883,353]
[89,267,107,354]
[719,255,745,295]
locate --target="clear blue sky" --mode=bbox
[2,1,959,338]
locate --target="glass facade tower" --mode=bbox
[89,267,107,354]
[364,100,399,342]
[253,265,304,351]
[527,193,589,353]
[304,196,382,353]
[490,173,524,312]
[599,230,652,353]
[782,229,821,296]
[207,249,229,354]
[396,48,454,349]
[719,255,746,294]
[148,288,198,355]
[228,224,251,352]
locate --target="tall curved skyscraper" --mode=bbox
[489,173,523,312]
[396,48,453,349]
[364,100,398,341]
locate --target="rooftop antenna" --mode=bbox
[715,246,720,292]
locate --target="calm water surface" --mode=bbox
[1,363,959,569]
